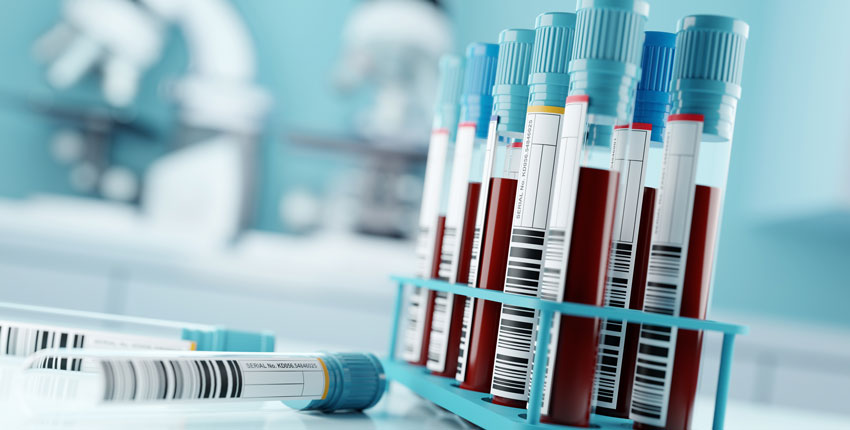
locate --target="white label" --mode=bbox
[490,107,564,401]
[539,98,589,414]
[456,117,499,381]
[0,321,195,360]
[593,125,652,410]
[401,129,451,362]
[427,123,477,372]
[629,118,703,428]
[29,354,327,402]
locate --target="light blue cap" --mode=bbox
[634,31,676,142]
[283,352,386,412]
[181,327,276,352]
[460,42,499,139]
[528,12,577,108]
[569,0,649,120]
[433,54,464,141]
[493,29,534,134]
[671,15,749,140]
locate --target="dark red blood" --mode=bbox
[596,186,656,419]
[431,182,482,377]
[633,185,722,430]
[542,167,619,427]
[459,177,518,393]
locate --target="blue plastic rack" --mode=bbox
[383,275,748,430]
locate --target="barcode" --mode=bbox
[401,287,428,360]
[467,227,483,286]
[539,229,565,301]
[490,227,545,400]
[592,241,632,407]
[630,244,683,425]
[455,296,475,380]
[438,227,457,280]
[30,355,325,402]
[1,324,85,358]
[426,292,451,367]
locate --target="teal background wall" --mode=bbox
[0,1,847,328]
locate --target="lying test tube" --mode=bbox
[18,349,385,412]
[0,302,275,358]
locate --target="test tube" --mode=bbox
[0,301,275,358]
[425,43,499,377]
[489,12,576,409]
[536,1,648,426]
[629,16,748,430]
[454,28,534,391]
[592,31,676,419]
[18,349,385,412]
[401,55,464,366]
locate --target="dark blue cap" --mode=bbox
[460,42,499,139]
[634,31,675,142]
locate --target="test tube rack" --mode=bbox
[383,275,748,430]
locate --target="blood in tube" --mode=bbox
[540,166,619,427]
[634,185,721,430]
[596,186,656,419]
[410,215,447,366]
[459,176,518,392]
[431,182,481,377]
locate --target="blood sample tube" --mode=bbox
[489,12,576,409]
[19,349,385,412]
[425,43,499,377]
[401,55,463,366]
[629,16,748,430]
[0,301,275,357]
[593,31,676,419]
[455,28,533,391]
[536,1,648,426]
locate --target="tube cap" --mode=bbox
[493,29,534,134]
[634,31,676,142]
[460,42,499,139]
[528,12,577,107]
[181,328,276,352]
[671,15,749,140]
[569,0,649,121]
[283,353,386,412]
[433,55,464,140]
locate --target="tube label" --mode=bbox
[456,117,499,381]
[629,115,704,428]
[0,321,195,360]
[401,129,451,362]
[538,96,590,414]
[28,353,328,402]
[427,122,477,372]
[593,123,652,410]
[489,105,565,401]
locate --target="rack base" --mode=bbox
[383,358,635,430]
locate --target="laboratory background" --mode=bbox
[0,0,847,429]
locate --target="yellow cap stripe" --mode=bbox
[317,357,330,399]
[527,105,565,114]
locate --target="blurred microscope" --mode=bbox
[288,0,452,239]
[32,0,269,247]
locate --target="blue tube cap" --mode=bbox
[433,54,464,139]
[182,328,276,352]
[493,29,534,134]
[569,0,649,121]
[460,42,499,139]
[527,12,577,108]
[634,31,676,142]
[671,15,749,140]
[283,353,386,412]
